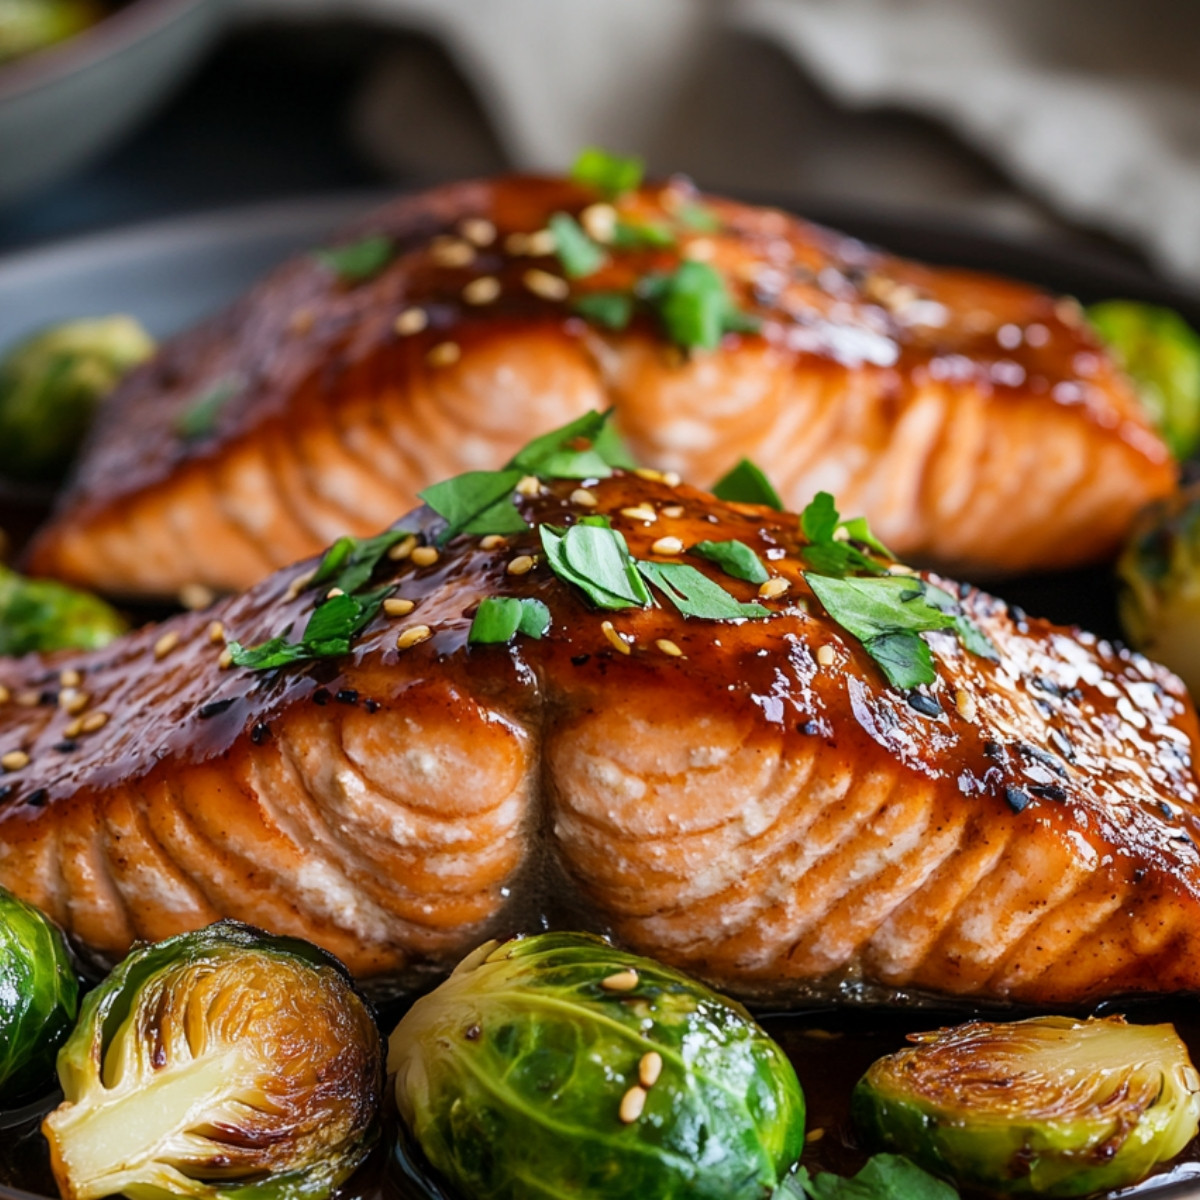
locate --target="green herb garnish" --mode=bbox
[313,234,394,284]
[639,261,761,351]
[677,203,722,233]
[539,522,651,610]
[468,597,551,645]
[419,469,528,544]
[510,409,635,478]
[692,539,769,584]
[712,458,783,509]
[800,491,891,577]
[570,147,644,197]
[612,219,676,250]
[570,292,634,330]
[549,212,607,279]
[637,560,768,620]
[781,1154,959,1200]
[175,376,242,441]
[310,529,413,595]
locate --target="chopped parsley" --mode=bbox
[800,491,891,577]
[639,261,761,351]
[692,539,769,584]
[419,469,528,544]
[676,202,722,233]
[469,596,551,644]
[175,376,242,441]
[510,409,635,477]
[540,522,651,610]
[570,291,634,331]
[570,147,644,197]
[612,219,676,250]
[310,529,413,594]
[549,212,607,279]
[781,1154,959,1200]
[313,234,394,284]
[637,560,768,620]
[712,459,783,509]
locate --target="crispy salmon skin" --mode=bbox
[2,470,1199,1005]
[26,175,1173,597]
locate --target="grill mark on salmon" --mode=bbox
[4,473,1200,1004]
[26,177,1173,598]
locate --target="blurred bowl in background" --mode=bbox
[0,0,228,209]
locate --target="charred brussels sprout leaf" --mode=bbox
[0,316,154,480]
[42,921,383,1200]
[0,886,78,1104]
[389,931,805,1200]
[852,1015,1200,1197]
[0,565,126,656]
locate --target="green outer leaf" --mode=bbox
[713,459,783,509]
[570,147,644,196]
[0,887,78,1103]
[313,234,394,283]
[571,291,634,331]
[469,597,551,645]
[540,523,651,610]
[419,468,526,543]
[692,539,770,584]
[390,931,806,1200]
[549,212,608,279]
[637,560,769,620]
[175,375,242,441]
[0,565,126,657]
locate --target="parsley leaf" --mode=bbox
[419,469,527,544]
[314,234,394,283]
[570,147,644,197]
[469,597,551,644]
[549,212,607,279]
[677,202,722,232]
[692,539,769,584]
[540,523,651,610]
[509,409,635,477]
[612,219,676,249]
[637,560,768,620]
[311,529,413,595]
[799,492,893,576]
[712,459,783,509]
[175,376,242,441]
[786,1155,959,1200]
[571,292,633,331]
[639,261,761,351]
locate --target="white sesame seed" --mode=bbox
[178,583,216,611]
[662,505,685,518]
[63,717,84,739]
[396,625,433,650]
[288,307,316,335]
[516,475,543,497]
[285,570,315,600]
[663,472,681,487]
[601,969,639,991]
[325,587,345,599]
[80,712,108,734]
[388,535,418,561]
[634,468,664,482]
[507,555,536,576]
[1,751,28,771]
[639,1052,663,1088]
[463,276,501,305]
[394,307,428,336]
[154,631,181,660]
[523,268,569,301]
[59,689,89,716]
[383,597,416,617]
[218,648,234,670]
[426,342,462,368]
[655,639,683,658]
[683,238,716,262]
[806,1128,826,1144]
[816,644,836,667]
[208,621,226,644]
[651,536,683,555]
[581,203,617,243]
[479,534,508,550]
[459,217,497,247]
[430,236,475,268]
[570,488,598,508]
[503,232,530,255]
[620,505,657,523]
[59,669,81,689]
[525,229,558,257]
[0,685,10,705]
[955,689,977,722]
[619,1086,647,1123]
[759,578,790,599]
[601,621,632,656]
[411,546,440,567]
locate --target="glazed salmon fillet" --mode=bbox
[26,175,1173,598]
[3,464,1199,1005]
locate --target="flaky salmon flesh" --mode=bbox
[26,176,1173,598]
[2,470,1199,1006]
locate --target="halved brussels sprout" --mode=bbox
[1116,483,1200,693]
[852,1014,1200,1197]
[42,921,382,1200]
[0,565,126,656]
[1087,300,1200,461]
[0,315,154,480]
[0,886,78,1105]
[389,932,805,1200]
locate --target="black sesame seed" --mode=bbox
[1029,783,1067,802]
[0,784,13,803]
[250,722,272,745]
[1009,605,1027,623]
[1005,785,1031,813]
[1031,675,1065,699]
[1015,742,1068,778]
[1161,801,1176,819]
[25,789,47,808]
[52,741,78,754]
[958,581,972,599]
[313,688,330,706]
[197,698,236,719]
[38,690,57,707]
[364,698,380,714]
[570,654,591,667]
[1048,728,1075,761]
[907,692,942,719]
[336,689,359,706]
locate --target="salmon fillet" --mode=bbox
[3,470,1199,1005]
[26,176,1173,598]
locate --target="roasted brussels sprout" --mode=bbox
[0,886,78,1105]
[0,315,154,480]
[1116,483,1200,693]
[42,921,382,1200]
[0,565,126,656]
[1088,300,1200,461]
[0,0,103,64]
[853,1015,1200,1197]
[390,932,805,1200]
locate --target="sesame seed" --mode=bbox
[396,624,433,650]
[0,685,9,705]
[154,632,181,660]
[507,554,536,576]
[430,236,475,268]
[59,669,81,689]
[81,712,108,734]
[683,238,716,262]
[479,534,508,550]
[601,968,639,991]
[662,505,685,518]
[806,1128,826,1143]
[504,232,530,255]
[656,639,684,658]
[388,535,418,561]
[634,468,664,482]
[663,472,682,487]
[218,648,234,669]
[63,717,84,739]
[516,475,543,497]
[15,690,38,708]
[459,217,497,247]
[888,563,918,576]
[426,342,462,368]
[179,583,216,611]
[383,598,415,617]
[639,1052,663,1088]
[581,203,617,242]
[601,621,632,656]
[759,578,790,599]
[523,268,569,301]
[955,689,977,722]
[208,621,226,644]
[463,276,501,305]
[59,689,89,716]
[651,536,683,555]
[816,644,836,667]
[525,229,558,256]
[394,307,428,336]
[411,546,440,567]
[570,487,598,507]
[1,751,28,771]
[620,505,657,523]
[286,570,315,600]
[288,307,316,335]
[325,587,345,599]
[619,1086,647,1123]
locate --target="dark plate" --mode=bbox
[2,194,1200,1200]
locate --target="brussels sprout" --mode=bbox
[0,886,78,1105]
[389,932,805,1200]
[1087,300,1200,461]
[42,921,383,1200]
[0,0,102,64]
[0,565,126,656]
[1115,483,1200,693]
[852,1014,1200,1197]
[0,316,154,480]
